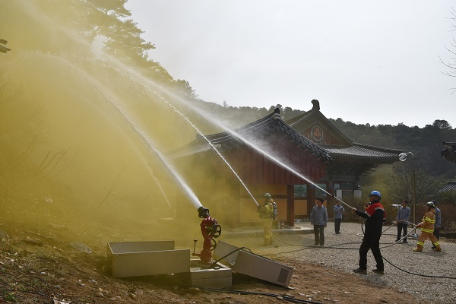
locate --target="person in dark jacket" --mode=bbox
[351,190,386,274]
[396,200,411,243]
[258,193,275,246]
[310,197,328,246]
[333,201,345,234]
[432,201,441,251]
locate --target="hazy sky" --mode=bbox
[125,1,456,128]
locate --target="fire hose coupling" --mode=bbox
[198,206,210,218]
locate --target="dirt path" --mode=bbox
[1,220,452,303]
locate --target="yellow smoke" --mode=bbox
[0,0,228,247]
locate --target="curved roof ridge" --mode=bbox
[287,100,353,146]
[349,142,403,153]
[172,108,331,163]
[198,110,277,144]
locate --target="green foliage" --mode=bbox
[388,167,444,204]
[331,118,456,179]
[436,190,456,205]
[359,163,447,219]
[359,165,395,204]
[2,292,17,302]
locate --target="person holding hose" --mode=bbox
[351,190,386,274]
[413,201,442,252]
[258,193,275,246]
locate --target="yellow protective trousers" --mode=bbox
[263,219,273,243]
[416,231,441,251]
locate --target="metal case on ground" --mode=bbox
[214,240,293,287]
[107,241,190,278]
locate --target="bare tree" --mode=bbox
[440,8,456,92]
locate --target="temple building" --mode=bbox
[287,100,405,215]
[170,101,405,228]
[169,108,330,228]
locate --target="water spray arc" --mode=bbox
[119,77,346,208]
[130,78,349,209]
[81,41,261,207]
[152,92,260,206]
[189,109,355,209]
[90,82,203,209]
[12,1,206,209]
[147,90,347,209]
[23,0,343,210]
[55,56,202,209]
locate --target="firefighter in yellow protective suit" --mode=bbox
[258,193,274,246]
[413,201,442,252]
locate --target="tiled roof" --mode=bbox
[287,100,404,164]
[288,107,353,146]
[439,182,456,193]
[324,143,403,163]
[169,108,332,162]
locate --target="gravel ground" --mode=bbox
[225,221,456,304]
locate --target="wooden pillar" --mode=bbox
[307,184,316,217]
[232,182,241,229]
[327,181,335,213]
[287,185,295,227]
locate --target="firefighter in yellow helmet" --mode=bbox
[258,193,275,246]
[413,201,442,252]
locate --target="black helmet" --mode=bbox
[426,201,435,209]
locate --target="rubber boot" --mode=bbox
[413,244,423,252]
[433,242,442,252]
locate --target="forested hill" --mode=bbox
[330,117,456,179]
[192,101,456,179]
